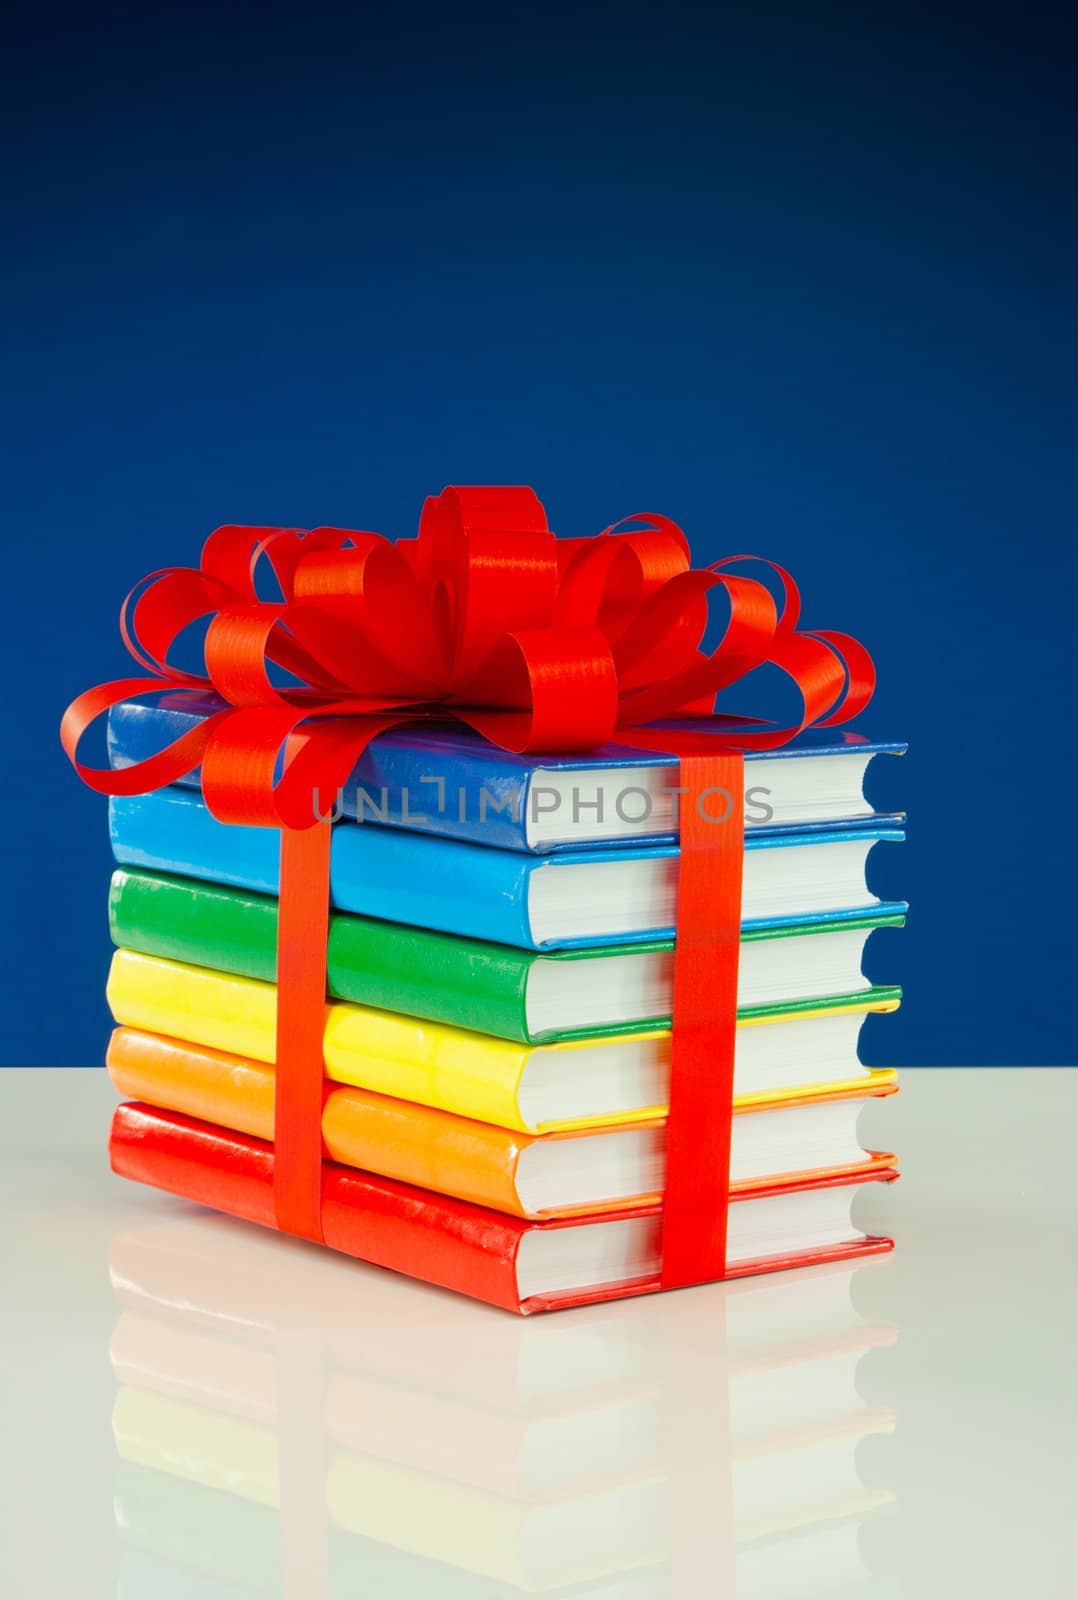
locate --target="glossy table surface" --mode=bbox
[2,1067,1076,1599]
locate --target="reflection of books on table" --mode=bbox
[117,1510,901,1600]
[109,1217,899,1596]
[113,1389,892,1592]
[109,1215,896,1409]
[109,1307,890,1501]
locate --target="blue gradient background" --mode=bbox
[5,4,1076,1066]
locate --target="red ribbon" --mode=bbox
[62,486,875,1286]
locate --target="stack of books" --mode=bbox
[104,692,906,1311]
[109,1214,900,1598]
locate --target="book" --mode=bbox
[109,867,906,1042]
[110,1102,897,1313]
[108,690,906,852]
[109,785,905,949]
[107,950,900,1132]
[107,1026,897,1217]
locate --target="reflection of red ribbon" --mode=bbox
[63,486,874,1290]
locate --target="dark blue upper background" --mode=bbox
[5,3,1076,1065]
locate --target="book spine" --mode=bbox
[107,1028,278,1142]
[109,869,280,982]
[111,869,535,1041]
[108,699,205,779]
[110,790,281,895]
[324,999,532,1129]
[110,1104,531,1313]
[329,909,534,1038]
[333,825,537,946]
[323,1086,527,1214]
[107,952,281,1067]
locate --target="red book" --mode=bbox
[111,1103,896,1315]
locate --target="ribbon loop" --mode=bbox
[62,486,874,806]
[460,625,620,752]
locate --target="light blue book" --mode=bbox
[110,785,904,951]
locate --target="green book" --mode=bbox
[108,868,903,1045]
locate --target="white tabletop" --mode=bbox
[2,1067,1076,1599]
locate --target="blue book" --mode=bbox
[108,693,905,855]
[109,786,905,951]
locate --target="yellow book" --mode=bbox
[107,949,898,1136]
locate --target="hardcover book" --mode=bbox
[109,691,906,852]
[109,867,905,1043]
[109,785,905,949]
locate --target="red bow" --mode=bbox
[61,485,873,826]
[63,486,876,1294]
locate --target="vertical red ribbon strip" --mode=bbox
[661,751,744,1289]
[269,750,746,1290]
[274,823,332,1243]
